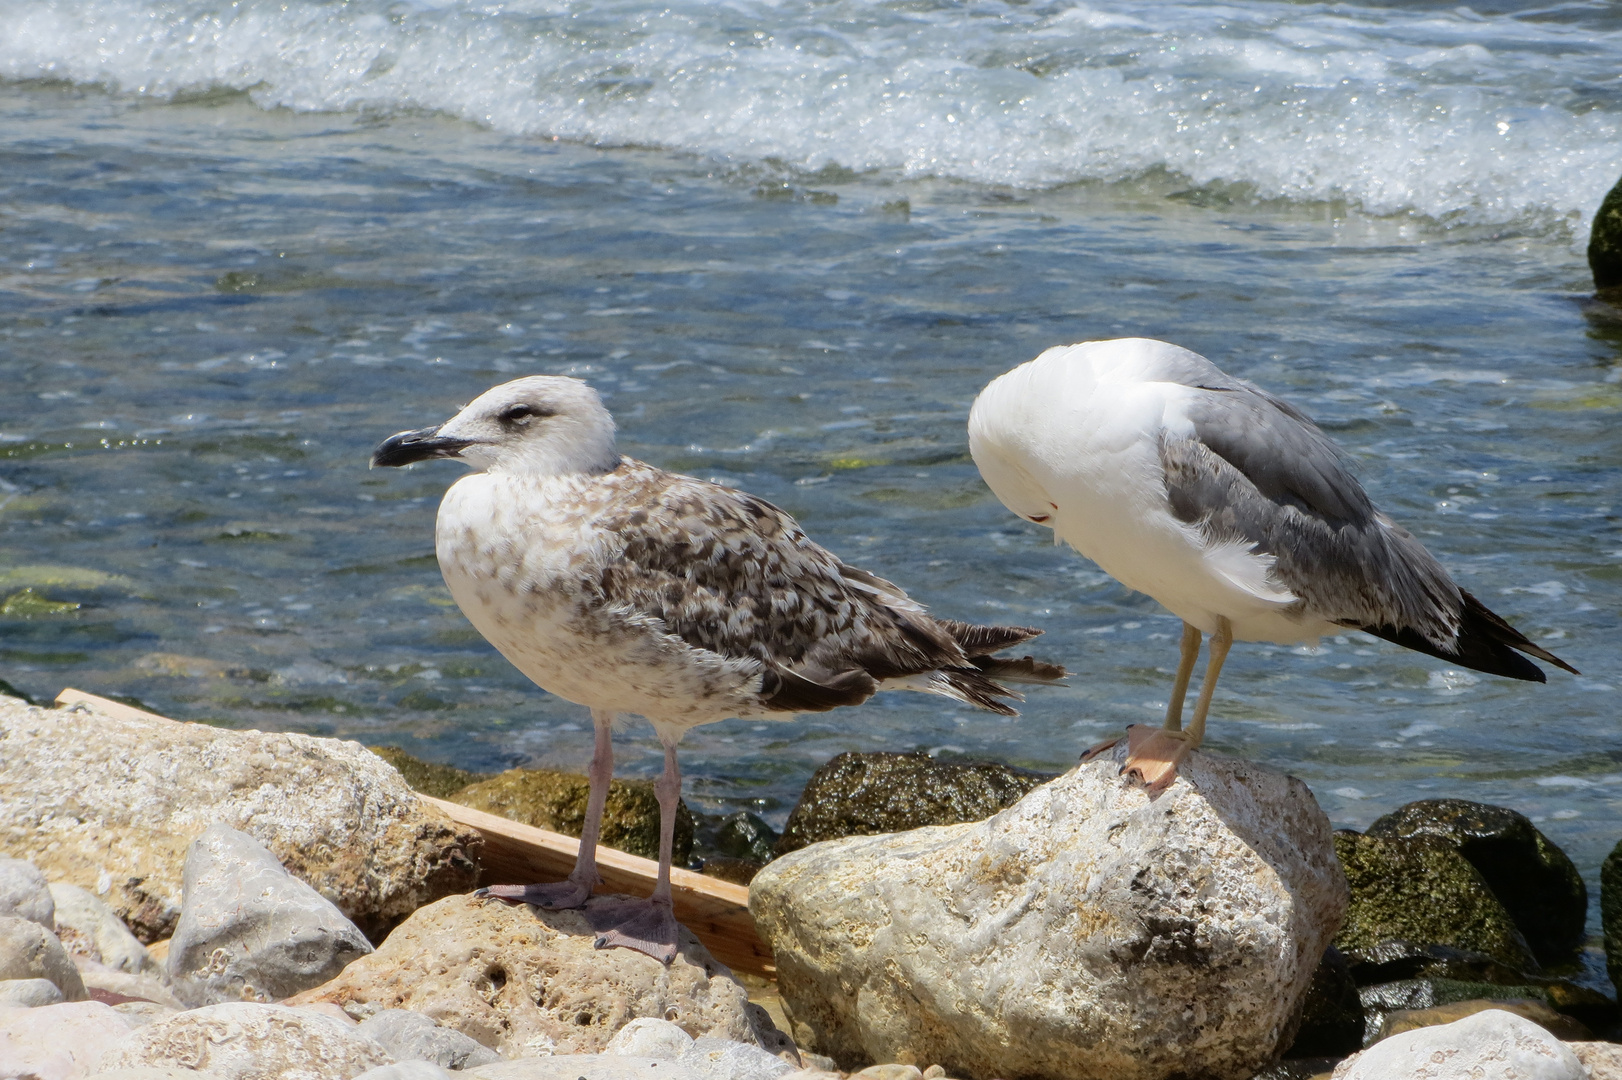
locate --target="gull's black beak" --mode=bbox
[370,426,474,468]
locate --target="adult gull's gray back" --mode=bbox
[371,375,1064,962]
[968,337,1574,794]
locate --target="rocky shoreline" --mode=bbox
[3,690,1620,1080]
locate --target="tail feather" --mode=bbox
[939,668,1022,716]
[1347,589,1577,683]
[936,618,1044,657]
[971,654,1067,684]
[760,665,878,713]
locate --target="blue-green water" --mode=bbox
[1,0,1620,968]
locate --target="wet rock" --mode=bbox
[0,976,64,1006]
[1366,799,1586,965]
[1602,836,1622,996]
[0,999,134,1079]
[698,857,765,886]
[100,1000,397,1078]
[369,745,491,799]
[851,1067,922,1080]
[49,881,161,976]
[606,1016,697,1059]
[167,824,374,1007]
[1355,977,1614,1044]
[0,913,87,1001]
[0,857,54,930]
[1249,1060,1341,1080]
[677,1036,797,1080]
[1332,831,1536,975]
[288,894,783,1059]
[357,1008,502,1069]
[1377,997,1590,1041]
[1591,173,1622,297]
[751,746,1348,1079]
[1332,1008,1583,1079]
[467,1056,707,1080]
[451,767,694,863]
[1283,947,1364,1057]
[712,812,780,864]
[773,751,1053,856]
[0,694,478,942]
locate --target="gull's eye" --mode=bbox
[498,403,544,426]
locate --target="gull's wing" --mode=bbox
[1158,381,1569,680]
[591,461,1042,713]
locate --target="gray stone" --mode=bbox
[0,976,63,1006]
[289,894,780,1059]
[1332,1008,1584,1079]
[353,1066,458,1080]
[751,746,1349,1080]
[467,1057,708,1080]
[0,913,87,1001]
[0,999,134,1079]
[168,824,374,1007]
[606,1017,697,1059]
[49,881,161,975]
[0,694,478,942]
[357,1009,502,1069]
[678,1036,797,1080]
[0,857,54,930]
[98,1000,397,1079]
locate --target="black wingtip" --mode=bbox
[1350,589,1577,683]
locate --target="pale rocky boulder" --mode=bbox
[0,857,54,930]
[355,1066,457,1080]
[1571,1041,1622,1080]
[1332,1008,1584,1079]
[750,745,1348,1080]
[0,977,63,1006]
[0,693,478,941]
[468,1057,709,1080]
[49,881,161,976]
[0,999,134,1079]
[167,824,374,1006]
[290,894,783,1059]
[0,914,87,1001]
[78,960,187,1010]
[678,1036,798,1080]
[356,1008,502,1069]
[99,1000,397,1079]
[607,1017,697,1059]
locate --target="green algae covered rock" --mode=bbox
[452,768,694,864]
[369,745,491,799]
[1601,837,1622,997]
[1366,799,1586,966]
[774,750,1055,856]
[1333,830,1537,976]
[1591,173,1622,297]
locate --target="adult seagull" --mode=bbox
[968,338,1575,794]
[372,375,1064,962]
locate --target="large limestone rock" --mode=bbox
[750,745,1348,1080]
[0,693,478,941]
[1366,799,1586,965]
[0,1000,135,1079]
[49,882,161,976]
[167,824,374,1006]
[774,751,1053,856]
[0,913,87,1001]
[0,857,55,929]
[99,1001,397,1079]
[289,894,782,1059]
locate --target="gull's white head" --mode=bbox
[370,375,619,477]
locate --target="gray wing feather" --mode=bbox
[1161,386,1462,646]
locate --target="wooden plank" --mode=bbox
[422,795,773,978]
[53,689,774,978]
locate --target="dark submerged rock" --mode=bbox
[1366,799,1586,965]
[774,751,1055,856]
[452,767,694,863]
[1591,173,1622,297]
[1332,830,1537,976]
[1284,946,1365,1058]
[1602,837,1622,998]
[1377,997,1591,1042]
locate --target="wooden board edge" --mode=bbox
[56,688,176,724]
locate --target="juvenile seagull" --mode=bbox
[372,375,1064,962]
[968,338,1575,794]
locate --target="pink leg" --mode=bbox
[594,737,682,964]
[478,709,613,909]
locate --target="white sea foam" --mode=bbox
[1,0,1618,231]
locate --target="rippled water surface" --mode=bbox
[1,0,1620,957]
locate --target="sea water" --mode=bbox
[1,0,1619,962]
